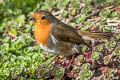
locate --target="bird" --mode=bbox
[30,10,113,56]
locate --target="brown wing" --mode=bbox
[52,22,85,44]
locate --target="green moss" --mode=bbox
[57,0,70,9]
[76,55,84,63]
[69,8,77,16]
[76,15,86,24]
[94,45,104,52]
[68,22,76,28]
[113,46,120,56]
[81,6,92,14]
[111,12,119,18]
[79,70,93,80]
[54,67,65,77]
[99,9,111,17]
[61,10,68,18]
[81,63,90,70]
[116,34,120,40]
[92,52,100,61]
[104,26,115,32]
[106,69,114,80]
[0,0,119,79]
[0,43,9,54]
[82,0,93,5]
[106,41,116,51]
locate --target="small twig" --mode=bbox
[52,10,63,16]
[105,5,114,10]
[106,19,120,23]
[104,23,120,27]
[2,27,9,37]
[86,10,100,19]
[24,33,35,41]
[98,74,105,80]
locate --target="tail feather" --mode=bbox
[77,30,113,41]
[86,32,113,40]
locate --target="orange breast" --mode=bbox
[34,22,52,46]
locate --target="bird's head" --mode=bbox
[30,10,59,25]
[30,10,57,45]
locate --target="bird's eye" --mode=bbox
[41,16,46,20]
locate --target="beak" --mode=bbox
[29,17,36,21]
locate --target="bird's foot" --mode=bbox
[65,55,75,69]
[54,56,66,67]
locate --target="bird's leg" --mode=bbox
[91,41,95,51]
[55,56,61,67]
[55,56,67,67]
[65,54,75,68]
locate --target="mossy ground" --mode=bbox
[0,0,120,80]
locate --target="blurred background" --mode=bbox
[0,0,120,80]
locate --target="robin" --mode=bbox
[30,10,112,56]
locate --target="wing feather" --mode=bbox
[52,23,85,44]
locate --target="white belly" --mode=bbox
[40,44,56,53]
